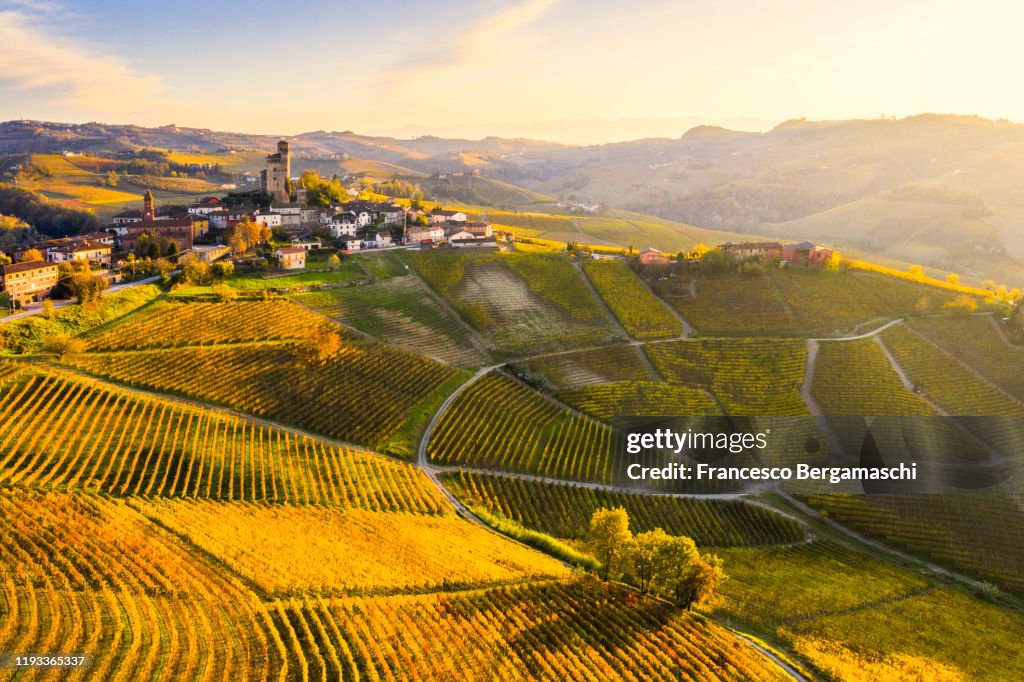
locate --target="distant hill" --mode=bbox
[3,115,1023,284]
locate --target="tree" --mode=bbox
[698,249,730,275]
[211,282,237,302]
[42,333,85,358]
[587,507,632,581]
[19,248,43,263]
[908,264,925,279]
[946,273,960,286]
[229,220,270,256]
[327,254,342,271]
[104,170,119,187]
[672,551,725,611]
[629,528,670,594]
[211,260,235,279]
[181,254,212,285]
[70,270,108,304]
[300,324,344,365]
[42,299,55,320]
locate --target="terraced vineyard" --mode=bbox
[427,371,616,482]
[269,580,793,681]
[910,315,1024,400]
[290,276,489,366]
[0,368,445,509]
[447,471,807,546]
[408,251,617,353]
[811,339,934,416]
[524,344,655,388]
[67,341,457,449]
[582,259,682,338]
[667,277,798,335]
[879,324,1024,416]
[86,300,328,351]
[140,500,567,597]
[646,339,809,415]
[557,381,720,419]
[802,494,1024,595]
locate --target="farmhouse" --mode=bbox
[461,221,493,238]
[2,260,60,303]
[638,247,669,266]
[430,209,467,224]
[274,246,306,270]
[720,241,784,262]
[782,241,834,268]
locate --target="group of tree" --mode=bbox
[299,323,344,365]
[301,171,349,207]
[229,220,271,256]
[587,507,725,611]
[178,253,235,287]
[0,184,98,237]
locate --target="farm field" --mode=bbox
[667,277,799,335]
[138,500,567,596]
[910,315,1024,400]
[879,324,1024,416]
[811,339,935,416]
[66,341,457,451]
[646,338,809,415]
[522,344,656,388]
[556,381,720,419]
[582,259,683,338]
[0,284,163,354]
[427,371,616,482]
[270,580,793,681]
[407,251,618,354]
[716,541,1024,680]
[0,367,445,509]
[85,300,329,351]
[290,275,489,367]
[801,494,1024,596]
[446,471,807,546]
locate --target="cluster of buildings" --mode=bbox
[637,241,834,268]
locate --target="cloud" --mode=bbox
[380,0,561,86]
[0,4,165,114]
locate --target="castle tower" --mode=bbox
[143,190,155,221]
[260,140,291,203]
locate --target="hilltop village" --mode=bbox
[2,139,848,308]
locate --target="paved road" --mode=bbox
[0,275,160,324]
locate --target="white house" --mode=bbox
[341,238,362,252]
[254,212,282,228]
[407,226,445,244]
[188,197,223,216]
[329,211,358,238]
[430,209,467,225]
[380,205,405,226]
[274,246,306,270]
[375,231,393,248]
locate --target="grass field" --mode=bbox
[290,276,489,367]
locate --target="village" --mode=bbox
[0,139,834,309]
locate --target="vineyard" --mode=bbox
[523,344,656,388]
[716,541,1024,680]
[139,500,567,597]
[446,471,807,546]
[427,371,616,482]
[85,300,330,351]
[582,259,682,338]
[0,368,446,510]
[667,277,798,335]
[801,494,1024,595]
[910,315,1024,400]
[556,381,720,419]
[408,251,618,353]
[67,341,457,450]
[645,339,809,415]
[767,269,897,335]
[879,324,1024,416]
[290,276,489,367]
[811,339,934,416]
[266,580,793,681]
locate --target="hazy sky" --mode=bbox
[1,0,1022,143]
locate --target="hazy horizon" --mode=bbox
[2,0,1023,144]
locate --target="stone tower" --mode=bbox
[260,140,291,203]
[143,190,155,221]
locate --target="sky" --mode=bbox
[1,0,1022,144]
